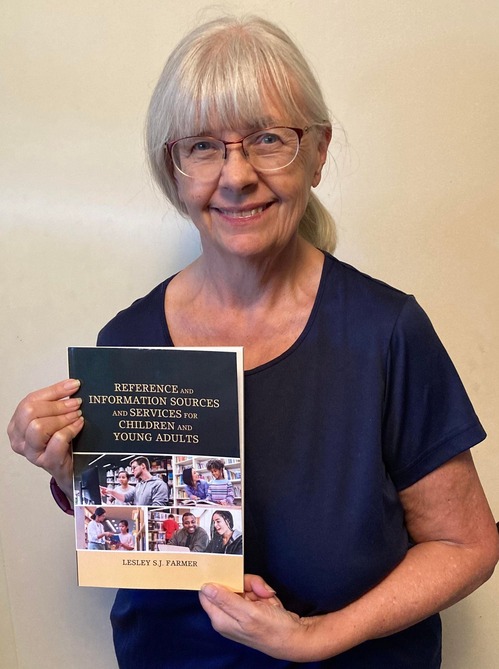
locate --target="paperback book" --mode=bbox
[68,346,244,591]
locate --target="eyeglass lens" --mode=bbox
[171,127,300,179]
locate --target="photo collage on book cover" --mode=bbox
[73,453,242,555]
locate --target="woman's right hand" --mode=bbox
[7,379,84,498]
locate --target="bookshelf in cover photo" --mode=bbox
[68,346,244,591]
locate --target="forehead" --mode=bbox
[178,92,301,139]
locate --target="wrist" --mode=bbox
[291,612,359,663]
[50,477,74,515]
[293,616,332,662]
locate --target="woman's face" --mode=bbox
[192,470,200,483]
[118,472,128,485]
[213,513,230,535]
[174,99,329,260]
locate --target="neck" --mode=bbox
[192,236,321,309]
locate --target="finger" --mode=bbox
[20,410,82,450]
[9,409,81,458]
[15,391,82,431]
[22,414,84,466]
[46,414,84,449]
[243,590,283,606]
[25,396,83,421]
[199,584,290,651]
[200,583,254,627]
[244,574,276,598]
[9,380,82,443]
[25,417,82,489]
[243,586,283,606]
[26,379,81,403]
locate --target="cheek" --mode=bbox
[176,179,213,211]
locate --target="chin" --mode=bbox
[215,232,289,260]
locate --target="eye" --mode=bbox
[190,139,218,154]
[253,132,281,146]
[192,140,210,151]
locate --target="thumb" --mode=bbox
[199,583,244,622]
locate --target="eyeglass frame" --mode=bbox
[165,126,314,178]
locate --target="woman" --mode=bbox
[116,520,135,551]
[112,470,132,505]
[7,16,498,668]
[205,459,235,505]
[182,467,209,501]
[86,507,112,550]
[205,511,243,555]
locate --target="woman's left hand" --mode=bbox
[199,574,319,661]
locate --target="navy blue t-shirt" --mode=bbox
[98,253,485,668]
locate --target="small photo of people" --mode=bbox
[205,509,243,555]
[73,453,172,507]
[148,507,242,555]
[173,456,241,508]
[75,505,145,551]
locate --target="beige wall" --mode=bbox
[1,1,497,667]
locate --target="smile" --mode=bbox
[215,204,271,219]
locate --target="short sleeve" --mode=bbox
[382,296,486,490]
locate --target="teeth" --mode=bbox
[219,206,266,218]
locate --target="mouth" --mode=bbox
[213,202,273,219]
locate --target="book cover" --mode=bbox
[68,346,244,591]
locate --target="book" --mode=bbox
[181,499,219,506]
[68,346,244,591]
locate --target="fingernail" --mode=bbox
[64,379,80,390]
[201,584,218,598]
[65,398,82,408]
[264,584,277,594]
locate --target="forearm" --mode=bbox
[201,454,498,662]
[304,453,499,660]
[191,539,208,552]
[201,538,497,663]
[121,542,134,550]
[300,539,498,661]
[107,489,125,503]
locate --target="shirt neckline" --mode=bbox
[160,251,334,375]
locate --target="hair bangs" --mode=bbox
[169,29,311,139]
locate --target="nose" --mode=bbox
[217,144,259,190]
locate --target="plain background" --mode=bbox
[1,1,497,667]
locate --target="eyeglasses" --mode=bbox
[166,126,312,180]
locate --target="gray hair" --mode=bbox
[146,16,336,252]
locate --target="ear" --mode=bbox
[311,124,332,188]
